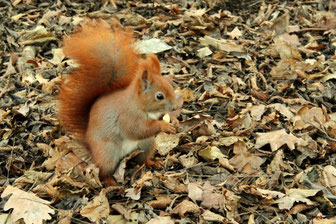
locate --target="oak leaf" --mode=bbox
[228,27,242,39]
[171,200,200,217]
[80,190,110,222]
[1,185,55,224]
[274,188,320,210]
[229,141,265,174]
[255,129,305,151]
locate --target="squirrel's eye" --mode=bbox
[156,92,164,100]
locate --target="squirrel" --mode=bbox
[58,20,179,183]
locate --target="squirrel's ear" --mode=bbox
[141,70,152,92]
[146,54,160,75]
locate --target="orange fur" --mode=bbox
[58,20,139,138]
[58,20,179,182]
[85,58,178,178]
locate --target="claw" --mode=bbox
[102,177,118,186]
[145,159,164,168]
[170,116,180,129]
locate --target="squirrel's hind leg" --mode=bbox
[136,138,163,168]
[89,138,122,182]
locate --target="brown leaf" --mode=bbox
[111,203,132,221]
[171,199,200,217]
[178,153,199,168]
[255,129,305,151]
[147,196,173,209]
[267,103,295,121]
[292,106,326,130]
[198,146,225,161]
[55,152,85,175]
[229,141,265,174]
[175,88,197,102]
[2,185,55,224]
[201,210,225,222]
[155,132,179,156]
[147,216,174,224]
[58,210,73,224]
[270,13,289,36]
[313,217,336,224]
[125,187,141,200]
[187,182,203,202]
[200,182,224,210]
[273,39,301,60]
[240,185,285,200]
[266,149,292,175]
[200,36,245,53]
[274,189,320,210]
[125,171,153,200]
[228,27,242,39]
[80,190,110,222]
[161,172,186,192]
[288,203,315,215]
[223,189,240,220]
[323,165,336,194]
[219,157,235,171]
[114,150,143,184]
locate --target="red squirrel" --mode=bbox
[58,20,178,181]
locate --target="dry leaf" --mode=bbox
[2,185,55,224]
[312,217,336,224]
[201,210,225,222]
[292,106,326,130]
[271,13,289,35]
[219,157,235,171]
[80,190,110,222]
[255,129,305,151]
[323,165,336,193]
[222,189,240,220]
[197,47,213,58]
[201,182,224,210]
[114,150,143,184]
[275,188,320,210]
[229,141,265,174]
[187,182,203,202]
[171,200,200,217]
[147,216,174,224]
[200,36,245,52]
[228,27,242,39]
[147,196,173,209]
[137,38,172,54]
[273,39,301,60]
[111,203,132,221]
[179,154,198,168]
[155,132,179,156]
[198,146,225,161]
[175,88,197,102]
[266,149,292,175]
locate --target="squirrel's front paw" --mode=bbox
[160,121,176,134]
[170,116,180,129]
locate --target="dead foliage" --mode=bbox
[1,0,336,223]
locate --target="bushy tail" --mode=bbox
[58,20,140,139]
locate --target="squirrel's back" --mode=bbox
[58,20,140,138]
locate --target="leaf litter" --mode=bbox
[1,0,336,223]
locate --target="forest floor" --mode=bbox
[1,0,336,223]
